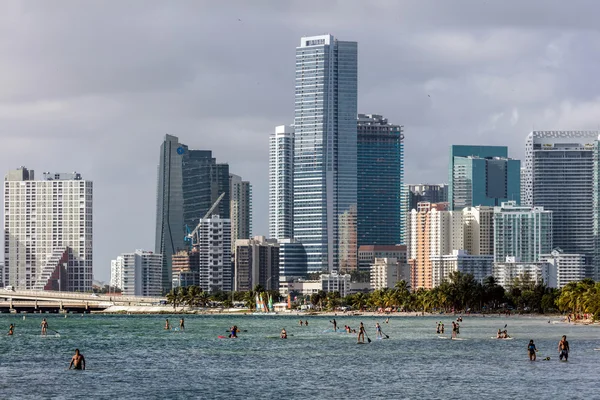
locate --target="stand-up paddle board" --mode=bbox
[452,338,467,341]
[438,336,449,339]
[219,335,237,339]
[491,337,514,340]
[594,349,600,351]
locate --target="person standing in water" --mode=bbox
[558,335,570,361]
[528,340,537,361]
[305,320,308,326]
[164,319,170,330]
[230,325,239,338]
[68,349,86,370]
[330,319,337,332]
[441,323,445,334]
[299,320,303,326]
[41,318,48,336]
[179,318,185,331]
[357,322,366,343]
[8,324,14,336]
[280,328,287,339]
[375,322,382,339]
[451,322,457,338]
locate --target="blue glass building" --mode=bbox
[293,35,358,273]
[449,145,520,210]
[357,114,404,246]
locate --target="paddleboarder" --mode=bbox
[41,318,48,336]
[357,322,366,344]
[330,319,337,332]
[375,322,383,339]
[179,318,185,331]
[8,324,14,336]
[164,319,170,330]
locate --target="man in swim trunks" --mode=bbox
[558,335,569,361]
[528,340,537,361]
[299,320,303,326]
[441,323,444,334]
[41,318,48,336]
[305,320,308,326]
[69,349,86,370]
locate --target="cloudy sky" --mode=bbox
[1,0,599,282]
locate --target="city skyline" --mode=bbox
[2,2,599,282]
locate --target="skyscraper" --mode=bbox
[4,167,93,291]
[269,125,294,240]
[155,135,230,292]
[234,236,279,292]
[194,215,231,292]
[230,174,252,252]
[293,34,358,273]
[357,114,404,247]
[493,201,553,263]
[449,145,520,210]
[524,131,599,278]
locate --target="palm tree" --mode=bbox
[166,289,180,311]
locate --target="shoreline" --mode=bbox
[91,306,598,324]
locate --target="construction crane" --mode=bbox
[186,192,226,248]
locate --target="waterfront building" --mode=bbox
[3,167,93,291]
[187,214,231,292]
[269,125,295,240]
[279,272,351,297]
[431,250,494,287]
[449,145,520,210]
[492,256,552,289]
[278,238,307,281]
[357,113,404,247]
[358,244,407,271]
[293,34,358,274]
[493,201,553,263]
[234,236,279,292]
[540,250,586,289]
[407,202,459,290]
[171,249,200,289]
[155,134,230,292]
[370,258,408,290]
[523,131,599,279]
[229,174,252,252]
[406,184,448,212]
[110,250,162,296]
[462,206,495,256]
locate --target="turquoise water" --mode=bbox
[0,314,599,399]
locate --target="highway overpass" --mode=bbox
[0,289,166,313]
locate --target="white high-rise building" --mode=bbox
[523,131,599,278]
[269,125,295,240]
[293,35,358,273]
[462,206,494,256]
[111,250,162,296]
[3,167,93,291]
[493,201,553,263]
[193,215,231,292]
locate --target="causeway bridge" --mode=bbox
[0,289,165,313]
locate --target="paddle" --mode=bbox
[364,329,372,344]
[224,330,247,333]
[380,329,390,339]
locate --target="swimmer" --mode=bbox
[68,349,86,370]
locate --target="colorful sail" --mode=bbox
[287,293,291,309]
[268,294,273,311]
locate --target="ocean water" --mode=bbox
[0,313,598,399]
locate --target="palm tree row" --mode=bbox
[556,279,600,319]
[165,285,281,311]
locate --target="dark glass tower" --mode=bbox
[357,114,404,247]
[155,135,230,292]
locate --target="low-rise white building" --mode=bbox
[540,250,586,289]
[431,250,494,287]
[279,272,351,297]
[111,250,162,296]
[492,256,552,288]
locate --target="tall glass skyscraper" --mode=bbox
[357,114,404,247]
[293,34,358,273]
[449,145,520,210]
[524,131,599,279]
[155,135,230,291]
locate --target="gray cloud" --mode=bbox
[1,0,599,281]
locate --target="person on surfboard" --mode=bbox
[357,322,366,343]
